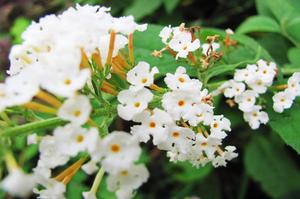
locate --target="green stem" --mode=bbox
[0,112,12,125]
[0,117,66,137]
[281,67,300,75]
[207,80,227,90]
[90,167,105,194]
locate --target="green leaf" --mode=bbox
[10,17,30,44]
[255,0,274,18]
[124,0,162,20]
[256,33,291,65]
[97,176,117,199]
[245,134,300,198]
[285,16,300,45]
[268,103,300,154]
[169,162,212,183]
[163,0,181,14]
[287,47,300,67]
[265,0,300,21]
[66,171,88,199]
[236,16,280,34]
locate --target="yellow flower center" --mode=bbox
[172,131,180,138]
[134,102,141,108]
[76,135,84,143]
[64,79,72,85]
[74,110,81,117]
[110,144,121,153]
[178,100,185,107]
[149,122,156,128]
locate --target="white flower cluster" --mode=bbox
[273,72,300,112]
[217,59,277,129]
[1,4,149,199]
[3,129,149,199]
[118,63,238,168]
[159,25,200,59]
[159,24,221,59]
[0,4,146,112]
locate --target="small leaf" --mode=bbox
[245,134,300,198]
[124,0,162,20]
[236,16,280,34]
[163,0,181,14]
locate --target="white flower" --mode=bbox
[38,136,70,169]
[107,164,149,198]
[131,109,174,145]
[169,31,200,59]
[183,103,214,126]
[4,67,40,106]
[247,77,269,94]
[287,72,300,97]
[159,25,173,44]
[112,15,147,34]
[234,64,257,83]
[162,90,194,120]
[53,125,100,157]
[243,105,269,129]
[117,88,153,121]
[164,66,202,91]
[101,131,141,174]
[126,61,159,91]
[1,169,36,198]
[221,80,246,98]
[82,160,99,175]
[35,179,66,199]
[192,134,221,159]
[202,42,220,55]
[256,60,276,85]
[210,115,231,139]
[272,90,295,113]
[212,155,227,167]
[58,95,92,125]
[234,90,258,112]
[41,68,90,98]
[158,125,195,153]
[224,146,238,161]
[212,146,238,167]
[83,191,97,199]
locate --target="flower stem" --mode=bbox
[0,117,66,137]
[23,102,57,115]
[106,31,116,66]
[4,151,19,172]
[36,90,62,108]
[90,167,105,194]
[281,67,300,75]
[55,157,87,182]
[128,33,134,65]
